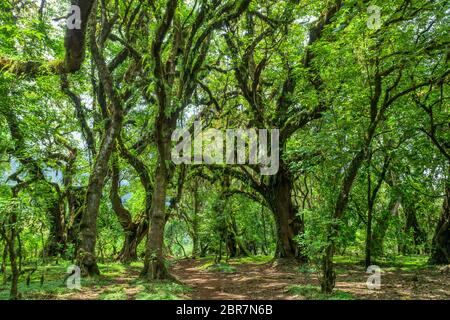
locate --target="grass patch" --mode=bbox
[0,262,118,300]
[198,256,271,269]
[0,262,80,300]
[134,281,191,300]
[207,263,237,273]
[334,255,430,272]
[198,260,237,273]
[333,255,361,265]
[99,285,127,300]
[288,284,354,300]
[198,261,214,270]
[297,264,318,274]
[230,256,272,265]
[129,261,144,268]
[98,263,126,277]
[0,279,69,300]
[385,255,429,271]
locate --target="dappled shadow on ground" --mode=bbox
[171,259,303,300]
[2,258,448,300]
[170,259,450,300]
[334,263,450,300]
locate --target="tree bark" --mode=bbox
[116,138,153,263]
[78,117,122,276]
[7,212,19,300]
[141,157,171,279]
[226,231,238,258]
[268,165,306,261]
[403,199,425,251]
[365,204,374,268]
[191,186,200,259]
[320,57,395,292]
[110,155,149,263]
[0,0,95,76]
[1,189,21,300]
[1,245,7,285]
[365,155,390,267]
[430,174,450,264]
[77,6,124,276]
[46,196,66,257]
[321,148,367,294]
[260,205,269,255]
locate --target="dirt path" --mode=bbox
[38,259,449,300]
[171,260,314,300]
[171,259,450,300]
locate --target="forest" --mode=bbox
[0,0,449,301]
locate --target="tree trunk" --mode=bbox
[77,113,123,276]
[66,187,84,261]
[110,156,148,263]
[365,205,373,268]
[1,245,7,285]
[217,239,223,264]
[430,176,450,264]
[268,165,306,261]
[321,239,336,294]
[119,230,139,263]
[77,6,125,276]
[371,196,400,256]
[46,196,66,257]
[226,231,238,258]
[118,223,148,263]
[226,216,241,258]
[260,205,269,255]
[403,199,425,251]
[191,188,200,259]
[365,155,390,267]
[192,233,199,259]
[6,212,19,300]
[141,159,171,280]
[200,243,209,257]
[321,148,367,294]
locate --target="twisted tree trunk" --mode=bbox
[268,165,306,261]
[46,196,67,257]
[77,8,124,276]
[142,147,172,279]
[430,174,450,264]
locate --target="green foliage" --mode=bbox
[231,256,273,265]
[134,281,191,300]
[207,263,237,274]
[0,0,448,300]
[287,285,354,300]
[99,286,128,300]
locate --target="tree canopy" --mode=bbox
[0,0,448,300]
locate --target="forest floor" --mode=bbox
[0,255,449,300]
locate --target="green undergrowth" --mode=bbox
[0,261,127,300]
[203,262,237,273]
[0,255,438,300]
[334,255,431,272]
[230,255,273,265]
[99,285,128,300]
[197,255,272,273]
[133,280,192,300]
[288,284,354,300]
